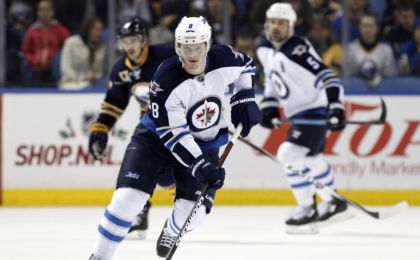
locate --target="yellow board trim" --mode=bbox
[2,189,420,206]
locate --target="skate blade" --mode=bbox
[125,230,147,240]
[317,211,355,227]
[285,223,319,235]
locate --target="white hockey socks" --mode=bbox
[165,198,206,236]
[278,142,315,207]
[305,155,335,202]
[92,187,150,260]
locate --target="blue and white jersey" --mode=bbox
[141,45,256,166]
[257,36,344,118]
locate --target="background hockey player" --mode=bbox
[257,3,348,233]
[88,17,176,239]
[88,16,261,259]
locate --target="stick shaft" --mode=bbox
[166,124,243,260]
[229,131,403,220]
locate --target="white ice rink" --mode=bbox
[0,206,419,260]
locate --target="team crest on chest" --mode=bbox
[269,71,289,99]
[187,97,221,132]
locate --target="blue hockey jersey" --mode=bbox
[95,43,175,130]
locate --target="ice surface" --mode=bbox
[0,206,419,260]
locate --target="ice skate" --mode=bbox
[316,198,354,226]
[156,220,177,258]
[126,200,151,240]
[285,203,319,234]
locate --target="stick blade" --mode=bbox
[379,97,387,123]
[378,201,409,219]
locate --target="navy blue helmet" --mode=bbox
[117,17,147,39]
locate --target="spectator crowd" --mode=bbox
[5,0,420,89]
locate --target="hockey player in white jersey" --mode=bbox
[88,16,261,259]
[257,3,348,233]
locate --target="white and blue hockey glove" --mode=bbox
[189,154,225,189]
[230,89,261,137]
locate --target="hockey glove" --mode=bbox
[88,123,109,160]
[260,97,280,129]
[327,102,345,131]
[189,154,225,189]
[230,89,261,137]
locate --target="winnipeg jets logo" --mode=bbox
[292,44,307,56]
[269,71,289,99]
[149,81,164,95]
[187,97,221,132]
[196,106,216,127]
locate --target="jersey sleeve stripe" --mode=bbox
[172,143,196,167]
[240,68,256,75]
[160,131,174,144]
[100,110,121,119]
[314,69,335,87]
[319,78,342,89]
[156,124,188,134]
[165,131,190,150]
[101,101,125,114]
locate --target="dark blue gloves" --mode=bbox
[260,97,280,129]
[230,89,261,137]
[327,102,346,131]
[88,124,108,160]
[189,154,225,189]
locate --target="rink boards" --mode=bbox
[1,93,420,206]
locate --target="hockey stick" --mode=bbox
[166,124,243,260]
[229,131,408,220]
[273,97,387,126]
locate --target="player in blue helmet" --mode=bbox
[88,16,261,259]
[88,17,176,240]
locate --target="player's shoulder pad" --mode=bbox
[150,56,188,100]
[280,36,312,58]
[256,35,275,50]
[110,56,128,74]
[207,44,252,70]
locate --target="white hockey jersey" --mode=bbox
[257,36,344,118]
[141,45,256,166]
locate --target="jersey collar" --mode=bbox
[125,45,150,69]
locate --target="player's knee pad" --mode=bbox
[108,187,150,221]
[166,198,206,236]
[277,141,310,172]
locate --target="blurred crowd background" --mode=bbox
[2,0,420,90]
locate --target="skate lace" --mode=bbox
[160,231,177,248]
